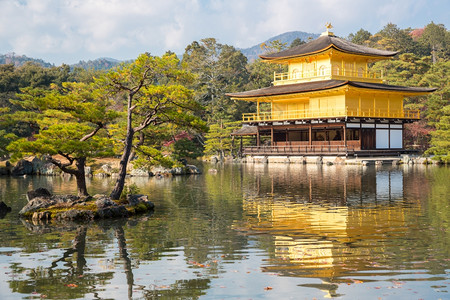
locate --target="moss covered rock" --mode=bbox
[20,188,154,222]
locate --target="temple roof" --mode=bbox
[226,80,437,99]
[230,126,257,136]
[259,35,397,60]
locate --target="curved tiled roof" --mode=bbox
[226,80,436,99]
[230,126,257,136]
[227,80,347,98]
[260,35,397,60]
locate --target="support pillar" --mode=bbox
[270,127,274,146]
[240,136,243,156]
[343,123,347,147]
[257,100,260,120]
[257,127,260,147]
[309,123,312,146]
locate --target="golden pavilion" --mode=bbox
[227,24,436,156]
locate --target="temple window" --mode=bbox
[346,129,360,140]
[358,67,364,77]
[319,65,326,76]
[288,130,309,141]
[332,65,340,76]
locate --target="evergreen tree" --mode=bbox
[348,28,371,45]
[419,22,450,63]
[426,105,450,162]
[97,53,206,200]
[7,82,118,196]
[289,38,305,48]
[182,38,250,123]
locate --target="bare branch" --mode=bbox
[80,123,103,142]
[47,155,78,175]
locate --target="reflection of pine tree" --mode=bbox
[49,226,88,276]
[114,225,134,300]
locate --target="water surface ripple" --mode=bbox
[0,163,448,299]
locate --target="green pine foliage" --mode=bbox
[426,105,450,162]
[358,23,449,154]
[204,121,252,158]
[0,21,448,164]
[97,53,207,199]
[6,82,119,196]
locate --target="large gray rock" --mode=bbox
[21,190,153,221]
[32,211,51,222]
[130,167,151,177]
[27,188,52,202]
[19,193,79,215]
[0,201,12,218]
[101,164,112,174]
[84,166,92,176]
[128,194,148,206]
[39,162,59,175]
[151,166,171,176]
[11,159,34,176]
[19,197,58,215]
[128,194,153,206]
[171,167,186,175]
[186,165,201,174]
[96,206,129,219]
[31,157,44,174]
[0,166,8,175]
[55,209,96,221]
[95,196,117,209]
[0,161,12,175]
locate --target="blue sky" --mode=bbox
[0,0,448,65]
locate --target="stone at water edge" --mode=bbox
[11,159,34,176]
[127,194,155,210]
[96,205,129,219]
[27,187,52,202]
[129,167,151,177]
[19,197,58,215]
[94,195,117,209]
[19,188,155,221]
[171,167,185,175]
[20,189,80,216]
[186,165,201,174]
[54,209,96,221]
[0,201,12,218]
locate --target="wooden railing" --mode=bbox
[243,145,357,155]
[274,66,382,84]
[242,107,420,122]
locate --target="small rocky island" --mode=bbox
[0,156,202,221]
[20,188,154,222]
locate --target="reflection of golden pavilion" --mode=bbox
[236,165,422,280]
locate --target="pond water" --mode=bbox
[0,163,448,299]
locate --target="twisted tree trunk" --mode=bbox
[110,94,134,200]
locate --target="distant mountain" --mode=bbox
[239,31,320,61]
[71,57,123,70]
[0,53,54,67]
[1,31,321,70]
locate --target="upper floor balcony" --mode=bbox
[242,107,420,123]
[273,66,383,86]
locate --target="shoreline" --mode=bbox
[210,154,443,166]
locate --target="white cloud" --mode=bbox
[0,0,448,65]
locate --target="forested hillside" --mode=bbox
[0,22,448,163]
[0,53,54,68]
[240,30,319,61]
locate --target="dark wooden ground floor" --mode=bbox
[234,118,415,157]
[242,146,418,157]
